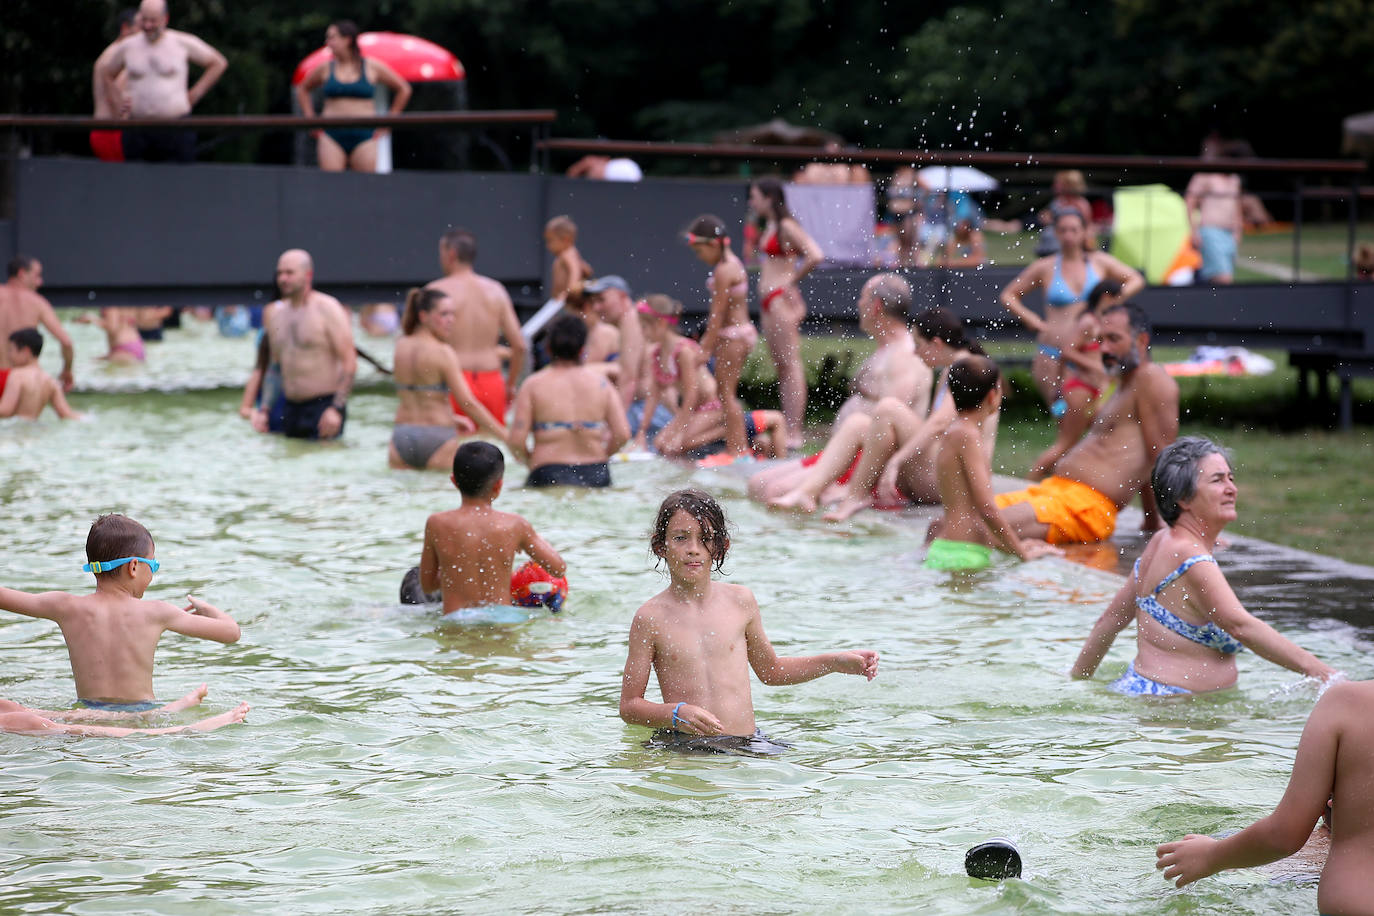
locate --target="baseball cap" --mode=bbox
[584,275,630,296]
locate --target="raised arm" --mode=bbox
[744,598,878,685]
[1095,253,1146,301]
[1157,682,1345,886]
[998,261,1049,333]
[440,348,504,437]
[519,520,565,577]
[1070,578,1137,678]
[1190,563,1334,680]
[181,33,227,109]
[163,595,241,644]
[0,587,70,622]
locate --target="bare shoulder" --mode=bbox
[477,274,512,303]
[715,581,759,610]
[1137,362,1180,398]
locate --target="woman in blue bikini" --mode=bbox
[999,210,1143,409]
[1071,437,1335,695]
[295,21,411,173]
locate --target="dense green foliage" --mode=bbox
[6,0,1374,160]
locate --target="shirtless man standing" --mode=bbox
[255,250,356,440]
[99,0,227,163]
[0,256,75,394]
[426,228,526,429]
[748,273,931,503]
[585,276,644,412]
[90,9,138,162]
[996,303,1179,543]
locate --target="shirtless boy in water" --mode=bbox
[924,356,1059,570]
[419,441,566,614]
[619,489,878,751]
[1157,679,1374,916]
[0,329,80,420]
[0,514,242,710]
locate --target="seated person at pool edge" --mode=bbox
[924,357,1060,570]
[0,328,79,420]
[0,514,242,710]
[619,489,878,752]
[1071,437,1334,695]
[995,303,1179,544]
[420,442,566,615]
[507,314,630,488]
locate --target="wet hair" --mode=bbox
[8,327,42,357]
[86,515,154,577]
[750,177,793,222]
[687,214,728,244]
[545,215,577,238]
[650,489,730,572]
[1087,278,1123,312]
[7,255,35,278]
[867,273,912,321]
[1102,302,1151,339]
[401,287,446,335]
[1151,437,1233,525]
[452,441,504,496]
[947,355,1001,411]
[547,313,588,361]
[638,293,683,322]
[913,307,985,355]
[330,20,360,55]
[440,228,477,265]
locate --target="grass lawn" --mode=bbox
[746,334,1374,565]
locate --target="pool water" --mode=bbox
[1,318,1368,914]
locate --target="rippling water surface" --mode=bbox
[0,320,1367,914]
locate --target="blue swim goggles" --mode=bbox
[83,556,160,574]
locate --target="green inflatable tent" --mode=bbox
[1110,184,1191,284]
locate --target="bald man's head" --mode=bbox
[138,0,168,39]
[275,249,314,298]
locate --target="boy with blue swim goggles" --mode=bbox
[83,557,160,574]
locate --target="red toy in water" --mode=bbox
[510,561,569,612]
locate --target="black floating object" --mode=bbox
[400,566,441,605]
[964,838,1022,881]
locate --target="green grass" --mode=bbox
[747,334,1374,564]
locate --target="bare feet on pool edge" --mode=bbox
[821,495,870,523]
[161,684,209,714]
[767,488,818,513]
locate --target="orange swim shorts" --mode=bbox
[449,369,507,429]
[994,475,1118,544]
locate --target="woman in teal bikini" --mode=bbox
[390,288,505,471]
[295,21,411,173]
[1071,437,1335,695]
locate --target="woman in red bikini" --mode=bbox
[686,214,754,459]
[745,178,823,451]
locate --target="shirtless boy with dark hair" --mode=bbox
[0,328,80,420]
[418,442,566,614]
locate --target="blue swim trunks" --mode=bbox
[77,698,162,712]
[1108,661,1191,697]
[1197,225,1238,281]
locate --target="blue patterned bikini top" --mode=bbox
[1134,554,1243,655]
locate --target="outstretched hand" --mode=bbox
[1155,835,1218,887]
[183,595,214,616]
[840,650,880,681]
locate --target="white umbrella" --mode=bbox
[916,165,999,192]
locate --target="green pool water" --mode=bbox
[0,318,1365,914]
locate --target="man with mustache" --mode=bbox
[995,303,1179,544]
